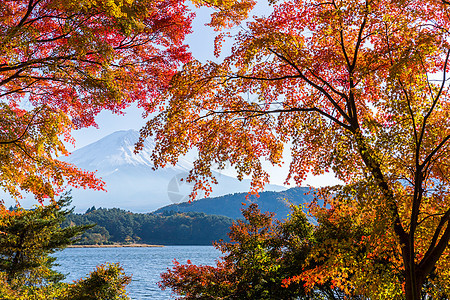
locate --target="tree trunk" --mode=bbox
[353,131,426,299]
[404,270,424,300]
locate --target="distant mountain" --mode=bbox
[154,186,315,220]
[2,130,285,212]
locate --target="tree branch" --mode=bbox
[268,48,352,126]
[16,0,41,28]
[0,106,45,145]
[194,106,350,129]
[418,208,450,276]
[418,48,450,155]
[421,134,450,170]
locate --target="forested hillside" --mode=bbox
[63,208,233,245]
[154,187,314,219]
[62,187,312,245]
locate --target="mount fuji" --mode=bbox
[55,130,286,212]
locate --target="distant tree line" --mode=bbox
[62,207,234,245]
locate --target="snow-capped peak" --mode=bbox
[67,130,167,170]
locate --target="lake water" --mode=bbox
[53,246,221,299]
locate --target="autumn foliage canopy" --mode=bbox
[2,0,450,298]
[0,0,197,201]
[145,0,450,298]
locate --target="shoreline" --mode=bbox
[68,244,164,248]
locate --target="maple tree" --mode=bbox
[142,0,450,298]
[295,185,450,298]
[0,0,256,202]
[159,203,357,299]
[0,0,194,201]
